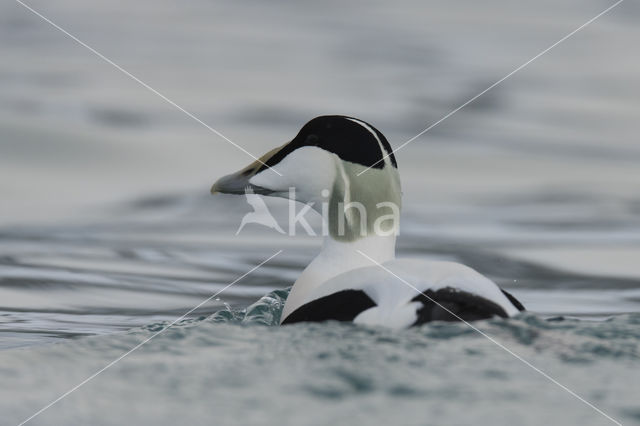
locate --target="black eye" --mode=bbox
[306,134,319,145]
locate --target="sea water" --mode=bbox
[1,289,639,425]
[1,195,639,425]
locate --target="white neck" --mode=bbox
[281,233,396,320]
[279,154,401,322]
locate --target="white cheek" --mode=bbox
[249,146,336,203]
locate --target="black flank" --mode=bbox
[281,289,376,324]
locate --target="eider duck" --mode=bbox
[211,115,524,327]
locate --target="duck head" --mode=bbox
[211,115,401,240]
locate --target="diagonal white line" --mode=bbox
[356,250,621,425]
[14,0,282,177]
[17,250,283,426]
[358,0,625,176]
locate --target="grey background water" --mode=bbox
[1,0,639,425]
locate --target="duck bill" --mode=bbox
[210,170,250,195]
[210,170,275,195]
[211,145,284,195]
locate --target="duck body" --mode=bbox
[282,259,523,328]
[211,115,524,327]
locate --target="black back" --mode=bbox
[258,115,397,172]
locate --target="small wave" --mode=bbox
[209,288,289,326]
[139,288,640,364]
